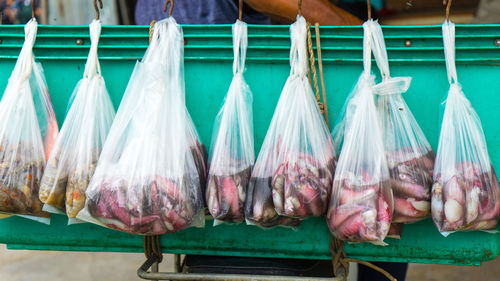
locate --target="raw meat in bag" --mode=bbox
[245,16,335,227]
[39,20,115,220]
[206,20,254,224]
[432,21,500,233]
[0,19,58,222]
[77,17,206,235]
[369,20,434,224]
[327,20,393,243]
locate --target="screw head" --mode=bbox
[404,39,412,47]
[495,38,500,47]
[76,38,84,45]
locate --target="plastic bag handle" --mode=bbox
[362,20,372,76]
[83,19,102,79]
[290,16,308,78]
[368,20,390,81]
[442,20,458,85]
[12,18,38,81]
[232,20,247,75]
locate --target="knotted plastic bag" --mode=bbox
[0,19,58,223]
[78,17,206,235]
[245,16,335,227]
[206,20,254,225]
[431,21,500,234]
[368,21,434,225]
[39,20,115,222]
[327,20,393,243]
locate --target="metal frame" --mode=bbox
[137,255,346,281]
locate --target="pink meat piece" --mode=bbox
[477,199,500,221]
[222,177,239,215]
[443,176,465,205]
[377,194,391,223]
[94,198,114,219]
[339,186,378,206]
[299,183,318,204]
[335,212,366,240]
[390,179,429,200]
[393,197,420,218]
[131,215,160,226]
[330,204,364,229]
[151,220,167,234]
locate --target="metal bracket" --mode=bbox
[137,255,346,281]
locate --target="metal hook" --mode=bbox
[93,0,103,20]
[164,0,174,17]
[298,0,302,16]
[31,0,35,19]
[444,0,452,22]
[367,0,372,20]
[239,0,243,21]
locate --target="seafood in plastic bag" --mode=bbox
[39,20,115,221]
[432,21,500,233]
[0,18,58,222]
[77,17,206,235]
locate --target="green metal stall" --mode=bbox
[0,24,499,266]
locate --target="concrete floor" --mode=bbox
[0,244,499,281]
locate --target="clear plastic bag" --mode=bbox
[327,20,393,243]
[0,19,59,223]
[244,16,335,227]
[206,20,254,225]
[368,21,434,225]
[431,21,500,234]
[77,17,206,235]
[39,20,115,222]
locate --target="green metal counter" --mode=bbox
[0,24,499,265]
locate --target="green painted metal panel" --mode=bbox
[0,24,500,265]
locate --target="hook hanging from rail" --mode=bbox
[239,0,243,21]
[93,0,103,20]
[298,0,302,16]
[31,0,35,19]
[164,0,174,17]
[444,0,452,22]
[367,0,372,20]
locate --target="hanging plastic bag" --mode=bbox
[206,20,254,225]
[432,21,500,233]
[368,21,434,225]
[39,20,115,222]
[326,20,393,243]
[244,16,335,227]
[77,17,206,235]
[0,19,58,223]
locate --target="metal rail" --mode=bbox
[137,255,346,281]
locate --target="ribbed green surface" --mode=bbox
[0,24,499,265]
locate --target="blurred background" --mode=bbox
[0,0,498,25]
[1,0,500,280]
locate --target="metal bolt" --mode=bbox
[495,38,500,47]
[76,38,84,45]
[404,39,412,47]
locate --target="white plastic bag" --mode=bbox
[78,17,207,235]
[368,21,434,225]
[39,20,115,222]
[0,19,59,223]
[327,20,393,243]
[206,20,254,225]
[431,21,500,234]
[245,16,335,227]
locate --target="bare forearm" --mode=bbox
[244,0,362,25]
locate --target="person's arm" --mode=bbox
[244,0,362,25]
